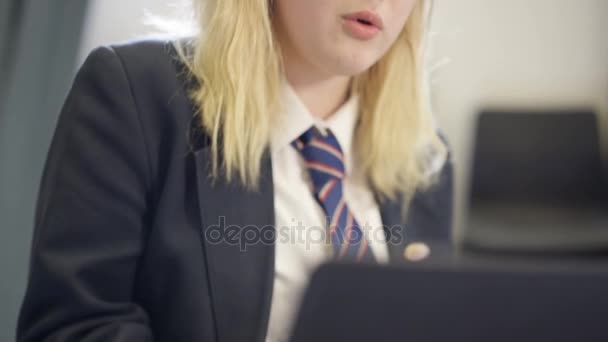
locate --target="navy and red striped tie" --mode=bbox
[292,127,376,263]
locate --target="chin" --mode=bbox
[334,62,378,77]
[329,51,381,76]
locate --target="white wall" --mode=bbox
[429,0,608,235]
[78,0,176,63]
[79,0,608,236]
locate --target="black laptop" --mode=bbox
[290,260,608,342]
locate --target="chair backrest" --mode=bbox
[469,110,608,207]
[464,110,608,253]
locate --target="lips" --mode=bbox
[341,10,383,40]
[342,10,384,30]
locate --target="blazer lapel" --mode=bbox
[193,145,275,342]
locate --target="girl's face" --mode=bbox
[273,0,418,77]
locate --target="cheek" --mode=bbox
[390,0,418,34]
[377,0,417,53]
[275,0,328,34]
[275,0,329,48]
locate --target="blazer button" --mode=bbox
[403,242,430,262]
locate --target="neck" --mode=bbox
[282,56,352,121]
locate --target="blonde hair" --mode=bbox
[176,0,447,201]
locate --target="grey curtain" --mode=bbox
[0,1,25,103]
[0,1,90,340]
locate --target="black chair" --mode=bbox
[464,109,608,253]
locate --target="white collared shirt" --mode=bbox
[265,82,389,342]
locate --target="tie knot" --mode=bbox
[292,127,345,190]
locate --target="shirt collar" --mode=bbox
[271,80,360,170]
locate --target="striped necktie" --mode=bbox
[292,126,376,263]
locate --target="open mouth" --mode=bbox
[356,18,373,26]
[342,10,383,40]
[342,10,384,30]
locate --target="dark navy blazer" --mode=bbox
[17,40,453,342]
